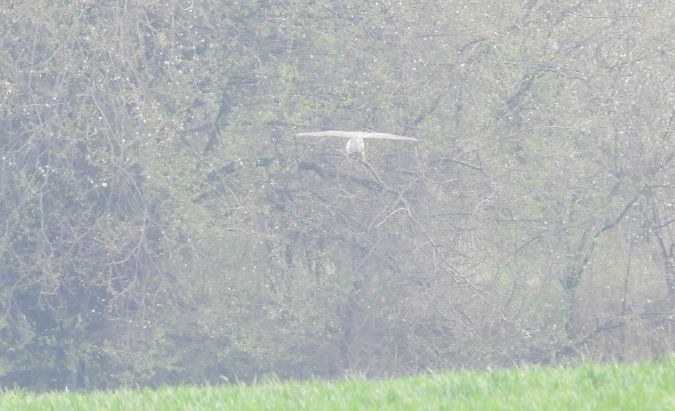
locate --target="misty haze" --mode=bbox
[0,0,673,395]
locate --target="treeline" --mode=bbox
[0,1,672,390]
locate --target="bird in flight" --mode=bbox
[296,130,417,160]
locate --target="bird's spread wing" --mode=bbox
[296,130,417,142]
[364,132,417,141]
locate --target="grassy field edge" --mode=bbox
[1,358,673,410]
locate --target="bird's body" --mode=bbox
[296,130,417,160]
[345,137,365,160]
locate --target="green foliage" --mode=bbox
[1,0,673,389]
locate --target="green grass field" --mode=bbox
[2,359,673,410]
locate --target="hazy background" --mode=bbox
[1,0,673,390]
